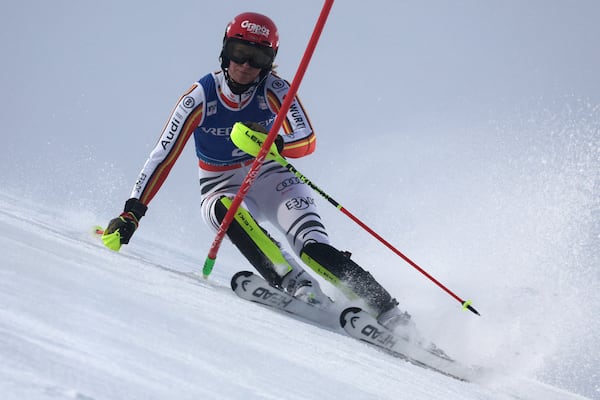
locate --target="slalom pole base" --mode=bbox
[203,257,216,279]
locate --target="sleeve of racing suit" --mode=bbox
[264,75,316,158]
[129,83,205,205]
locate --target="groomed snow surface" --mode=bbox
[0,192,592,400]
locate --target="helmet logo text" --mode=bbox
[241,20,270,38]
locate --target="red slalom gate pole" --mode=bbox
[203,0,335,278]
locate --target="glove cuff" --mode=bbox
[124,198,148,220]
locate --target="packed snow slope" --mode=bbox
[0,192,593,400]
[1,1,599,399]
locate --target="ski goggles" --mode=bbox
[224,39,275,69]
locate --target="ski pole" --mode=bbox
[202,0,336,278]
[230,124,481,316]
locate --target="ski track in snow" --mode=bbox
[0,192,593,400]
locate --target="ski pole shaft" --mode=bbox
[229,124,481,314]
[225,144,468,315]
[231,123,481,315]
[282,161,480,315]
[203,0,335,278]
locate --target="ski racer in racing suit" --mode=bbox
[102,12,409,329]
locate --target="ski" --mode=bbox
[231,271,479,381]
[340,307,476,382]
[231,271,339,329]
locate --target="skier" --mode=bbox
[102,12,410,330]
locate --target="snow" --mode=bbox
[0,191,594,400]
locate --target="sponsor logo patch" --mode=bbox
[207,100,217,116]
[241,20,270,38]
[182,96,195,109]
[285,197,315,210]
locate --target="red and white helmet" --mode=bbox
[224,12,279,52]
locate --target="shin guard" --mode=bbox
[300,242,397,314]
[215,197,291,286]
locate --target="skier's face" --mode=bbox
[228,60,262,85]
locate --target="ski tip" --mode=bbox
[339,307,362,328]
[230,270,254,290]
